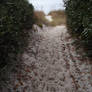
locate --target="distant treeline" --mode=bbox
[0,0,35,76]
[64,0,92,57]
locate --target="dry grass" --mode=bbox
[34,10,66,27]
[34,11,49,27]
[48,10,66,26]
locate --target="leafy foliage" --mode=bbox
[0,0,35,72]
[64,0,92,57]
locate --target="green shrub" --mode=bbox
[64,0,92,56]
[0,0,35,72]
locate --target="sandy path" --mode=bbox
[45,15,53,22]
[1,25,92,92]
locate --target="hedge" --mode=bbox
[0,0,35,73]
[64,0,92,57]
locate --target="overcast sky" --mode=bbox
[28,0,65,14]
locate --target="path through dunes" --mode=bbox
[2,25,92,92]
[45,15,53,22]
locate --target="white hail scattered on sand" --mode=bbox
[3,25,92,92]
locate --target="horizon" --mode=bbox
[28,0,65,14]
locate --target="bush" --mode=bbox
[64,0,92,56]
[0,0,35,73]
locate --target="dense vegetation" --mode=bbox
[64,0,92,57]
[0,0,35,76]
[49,10,66,26]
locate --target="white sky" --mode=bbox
[28,0,65,14]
